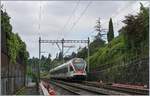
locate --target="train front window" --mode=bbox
[72,58,86,70]
[73,63,85,70]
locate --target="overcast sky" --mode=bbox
[2,1,149,59]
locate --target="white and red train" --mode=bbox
[49,58,87,80]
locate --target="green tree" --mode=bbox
[71,52,77,58]
[58,52,63,60]
[107,18,114,42]
[77,47,88,59]
[1,9,29,64]
[122,3,149,53]
[27,57,39,81]
[76,18,106,59]
[45,54,52,70]
[92,17,105,55]
[89,38,105,55]
[94,17,103,40]
[16,33,29,64]
[64,52,77,61]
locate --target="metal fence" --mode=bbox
[87,56,149,85]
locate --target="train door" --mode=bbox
[69,63,75,77]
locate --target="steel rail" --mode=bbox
[51,80,128,95]
[82,81,149,95]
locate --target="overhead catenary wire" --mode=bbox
[68,1,92,33]
[59,0,80,38]
[83,2,132,40]
[56,1,81,56]
[69,1,92,50]
[82,2,134,40]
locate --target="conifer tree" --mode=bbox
[107,18,114,42]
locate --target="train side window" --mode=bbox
[70,66,73,71]
[63,67,68,73]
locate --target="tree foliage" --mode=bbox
[94,17,105,40]
[27,57,39,81]
[64,52,77,61]
[27,54,52,80]
[122,3,149,52]
[58,52,63,60]
[40,54,52,71]
[1,8,29,64]
[76,18,106,59]
[77,47,88,59]
[89,38,105,56]
[107,18,114,42]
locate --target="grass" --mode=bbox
[89,35,125,69]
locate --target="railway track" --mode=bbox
[50,81,98,95]
[42,79,149,95]
[81,81,149,95]
[50,80,129,95]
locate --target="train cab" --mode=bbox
[70,58,87,80]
